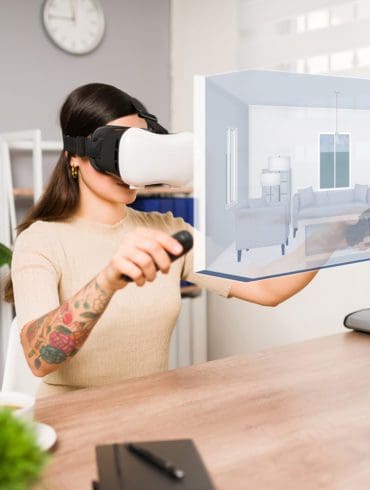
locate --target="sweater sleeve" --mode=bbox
[11,222,61,331]
[162,212,232,298]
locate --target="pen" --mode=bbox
[127,442,185,480]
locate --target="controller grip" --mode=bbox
[345,208,370,246]
[120,230,193,283]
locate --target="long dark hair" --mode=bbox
[4,83,147,303]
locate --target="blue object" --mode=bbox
[129,197,193,225]
[129,197,194,287]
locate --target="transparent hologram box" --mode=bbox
[193,69,370,282]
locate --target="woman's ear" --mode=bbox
[70,155,90,168]
[70,155,84,166]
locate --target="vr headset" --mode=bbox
[62,102,193,188]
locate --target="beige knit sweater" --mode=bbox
[11,207,232,398]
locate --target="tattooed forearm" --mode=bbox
[21,274,114,377]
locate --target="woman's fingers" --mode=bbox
[125,248,158,282]
[135,239,171,274]
[105,227,188,291]
[134,228,184,273]
[112,257,146,287]
[138,227,183,254]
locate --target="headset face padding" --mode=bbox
[118,128,193,187]
[87,125,128,176]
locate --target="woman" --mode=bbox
[5,83,320,398]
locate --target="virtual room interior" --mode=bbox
[195,69,370,281]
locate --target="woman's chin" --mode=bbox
[115,186,137,203]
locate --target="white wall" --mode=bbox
[171,0,370,360]
[249,105,370,197]
[170,0,238,131]
[238,0,370,74]
[0,0,171,139]
[208,259,370,358]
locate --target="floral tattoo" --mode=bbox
[24,277,110,371]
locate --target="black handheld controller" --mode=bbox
[120,230,193,283]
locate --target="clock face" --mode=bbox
[42,0,105,55]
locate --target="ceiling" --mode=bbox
[207,69,370,110]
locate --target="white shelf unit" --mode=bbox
[0,130,62,243]
[0,130,62,379]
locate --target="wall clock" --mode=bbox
[42,0,105,55]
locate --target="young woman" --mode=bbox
[5,83,322,398]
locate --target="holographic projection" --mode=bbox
[194,70,370,281]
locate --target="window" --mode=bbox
[296,15,306,33]
[226,127,238,208]
[275,19,293,35]
[307,9,330,31]
[331,3,355,25]
[296,59,306,73]
[320,133,350,189]
[330,50,354,71]
[356,0,370,21]
[357,46,370,66]
[307,55,329,74]
[238,0,370,75]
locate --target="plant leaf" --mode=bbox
[0,409,49,487]
[0,243,12,268]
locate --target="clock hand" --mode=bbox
[70,0,76,22]
[48,14,74,20]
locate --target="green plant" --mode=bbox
[0,409,50,490]
[0,242,12,268]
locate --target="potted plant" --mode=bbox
[0,242,12,268]
[0,409,49,489]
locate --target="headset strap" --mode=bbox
[63,135,87,156]
[63,134,102,157]
[63,97,168,155]
[131,98,168,133]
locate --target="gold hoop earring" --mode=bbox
[70,165,79,179]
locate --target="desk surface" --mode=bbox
[35,332,370,490]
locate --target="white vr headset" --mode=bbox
[62,110,193,188]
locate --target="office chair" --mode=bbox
[1,317,41,396]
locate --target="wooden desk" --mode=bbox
[35,332,370,489]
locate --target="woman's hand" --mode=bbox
[99,227,184,292]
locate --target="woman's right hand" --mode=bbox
[98,226,184,292]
